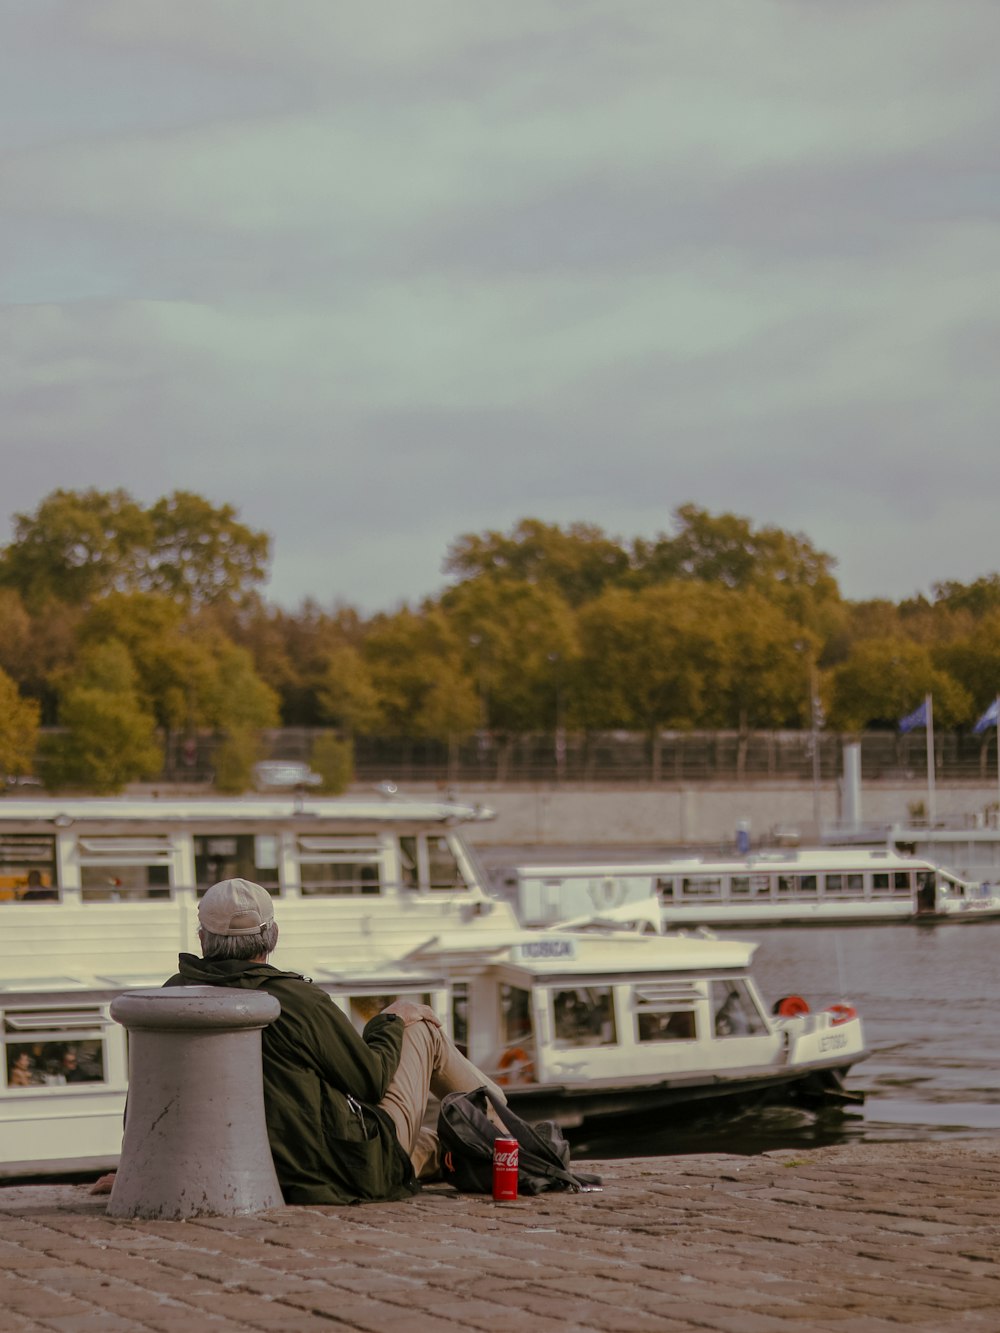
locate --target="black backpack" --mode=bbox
[437,1085,601,1195]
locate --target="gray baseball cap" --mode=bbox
[199,878,275,935]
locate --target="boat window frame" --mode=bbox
[710,979,770,1038]
[632,979,702,1045]
[3,1004,111,1091]
[398,833,472,894]
[73,835,174,902]
[550,985,617,1049]
[295,832,386,897]
[0,833,60,904]
[193,833,281,895]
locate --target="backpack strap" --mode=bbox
[477,1087,602,1190]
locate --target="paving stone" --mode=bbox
[0,1145,997,1332]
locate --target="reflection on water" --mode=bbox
[577,921,1000,1160]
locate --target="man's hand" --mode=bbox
[380,1000,442,1028]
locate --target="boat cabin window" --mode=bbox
[552,987,616,1047]
[0,835,59,903]
[656,877,675,901]
[399,835,470,893]
[426,836,468,891]
[77,837,172,901]
[194,835,280,895]
[711,980,768,1037]
[681,875,723,900]
[870,871,911,897]
[4,1008,107,1088]
[500,985,533,1044]
[824,872,864,898]
[730,876,752,897]
[633,981,700,1043]
[297,835,383,896]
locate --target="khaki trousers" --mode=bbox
[378,1021,507,1179]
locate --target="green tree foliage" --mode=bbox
[75,594,280,737]
[195,638,282,734]
[40,641,162,793]
[934,611,1000,724]
[310,734,354,794]
[0,488,269,612]
[441,578,577,731]
[574,585,720,731]
[144,491,271,606]
[713,598,819,731]
[827,638,972,732]
[0,590,35,686]
[0,668,40,778]
[212,729,260,795]
[444,519,630,607]
[931,575,1000,619]
[633,504,841,633]
[362,608,480,737]
[1,488,152,609]
[218,601,367,725]
[316,644,384,735]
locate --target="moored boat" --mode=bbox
[0,795,867,1178]
[507,847,1000,929]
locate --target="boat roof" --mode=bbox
[0,795,495,827]
[402,929,757,974]
[514,847,944,877]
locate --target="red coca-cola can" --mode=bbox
[492,1136,519,1201]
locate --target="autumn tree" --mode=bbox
[573,585,719,731]
[0,669,40,779]
[144,491,271,607]
[632,505,842,633]
[826,639,971,732]
[316,644,383,735]
[361,607,479,738]
[40,641,162,793]
[0,488,270,612]
[440,578,578,732]
[934,612,1000,724]
[444,519,630,607]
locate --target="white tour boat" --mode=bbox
[0,794,866,1178]
[508,847,1000,929]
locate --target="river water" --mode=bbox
[575,920,1000,1160]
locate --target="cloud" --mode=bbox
[2,1,1000,613]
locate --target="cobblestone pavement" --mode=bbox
[0,1141,998,1332]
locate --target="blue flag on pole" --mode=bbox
[899,700,928,733]
[973,699,1000,735]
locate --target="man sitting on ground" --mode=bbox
[98,877,506,1205]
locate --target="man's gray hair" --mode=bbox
[201,920,279,961]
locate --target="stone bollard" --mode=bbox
[107,986,284,1219]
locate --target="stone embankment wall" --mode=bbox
[396,779,1000,848]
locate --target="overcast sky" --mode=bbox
[3,1,998,614]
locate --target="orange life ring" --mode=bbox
[826,1003,857,1026]
[495,1046,535,1086]
[775,994,810,1018]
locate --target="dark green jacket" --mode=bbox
[165,955,418,1205]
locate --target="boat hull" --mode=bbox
[507,1058,866,1129]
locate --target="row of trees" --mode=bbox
[2,490,1000,792]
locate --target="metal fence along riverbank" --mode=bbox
[144,725,1000,788]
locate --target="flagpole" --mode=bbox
[925,693,935,827]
